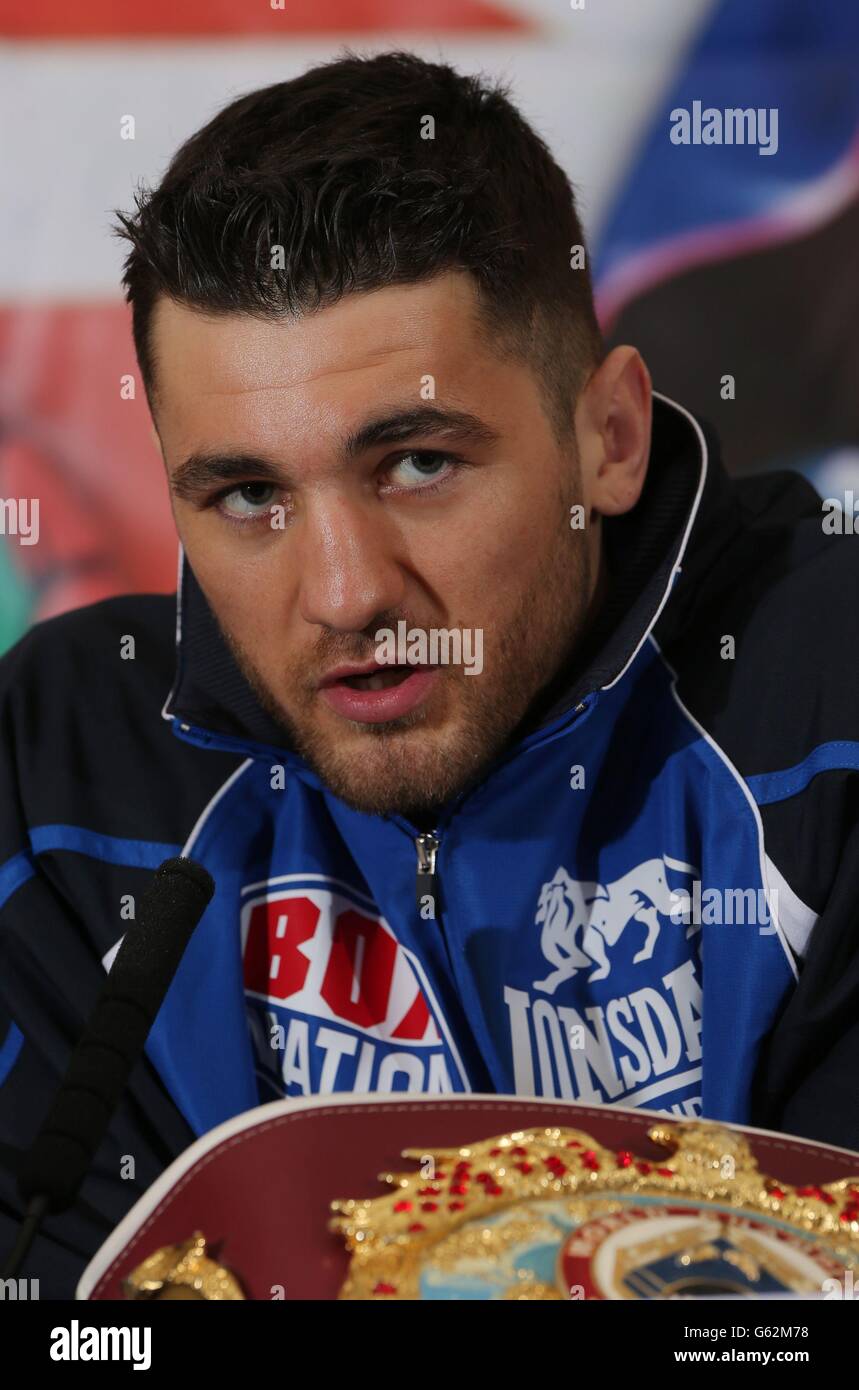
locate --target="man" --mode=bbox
[1,50,857,1298]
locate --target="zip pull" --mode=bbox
[415,831,440,920]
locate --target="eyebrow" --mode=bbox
[170,403,501,499]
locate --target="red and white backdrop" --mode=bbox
[1,0,857,649]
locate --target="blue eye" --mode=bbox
[218,483,278,518]
[387,452,457,490]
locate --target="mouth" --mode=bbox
[339,665,416,691]
[318,662,440,724]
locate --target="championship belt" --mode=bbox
[77,1095,859,1301]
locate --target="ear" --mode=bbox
[575,346,652,519]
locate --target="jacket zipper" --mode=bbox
[415,830,440,917]
[410,704,596,918]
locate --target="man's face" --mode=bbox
[151,272,603,820]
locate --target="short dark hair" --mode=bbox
[115,48,604,438]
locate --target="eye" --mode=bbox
[383,450,459,492]
[216,482,279,520]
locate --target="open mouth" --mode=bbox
[340,665,419,691]
[319,662,440,723]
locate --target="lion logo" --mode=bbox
[533,857,699,993]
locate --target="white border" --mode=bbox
[601,390,709,692]
[764,855,818,961]
[240,870,380,909]
[160,543,185,725]
[650,634,799,983]
[182,758,255,856]
[100,755,254,975]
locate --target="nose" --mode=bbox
[296,492,405,633]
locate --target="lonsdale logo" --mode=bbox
[504,857,705,1115]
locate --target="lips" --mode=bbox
[319,660,401,688]
[318,661,439,724]
[338,665,416,691]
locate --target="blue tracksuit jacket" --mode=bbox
[2,393,858,1294]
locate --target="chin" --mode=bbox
[303,723,473,819]
[313,766,432,818]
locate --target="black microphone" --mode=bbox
[3,856,214,1278]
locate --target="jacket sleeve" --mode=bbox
[657,490,859,1153]
[751,767,859,1151]
[0,622,195,1299]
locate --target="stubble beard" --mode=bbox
[218,489,594,820]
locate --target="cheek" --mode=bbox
[429,467,559,606]
[178,516,292,647]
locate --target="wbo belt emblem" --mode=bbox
[534,856,699,992]
[332,1120,859,1300]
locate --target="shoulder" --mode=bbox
[658,468,859,755]
[0,592,177,694]
[655,469,859,917]
[0,595,243,850]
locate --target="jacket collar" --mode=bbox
[163,391,724,753]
